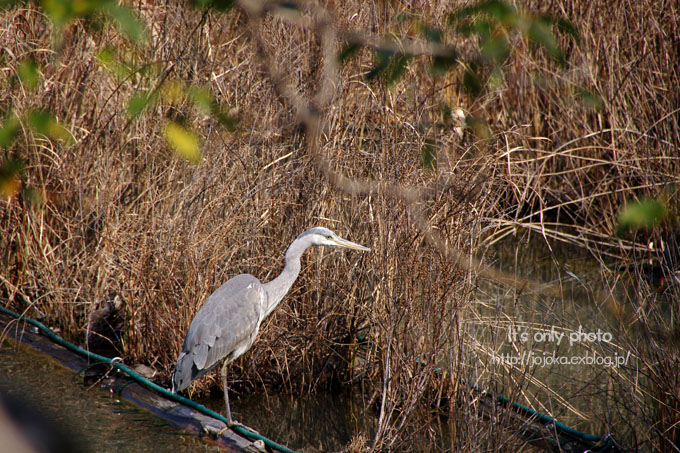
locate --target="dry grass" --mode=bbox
[1,0,678,450]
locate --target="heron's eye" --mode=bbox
[327,235,333,240]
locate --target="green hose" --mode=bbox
[470,382,616,451]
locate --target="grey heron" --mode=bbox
[171,227,370,425]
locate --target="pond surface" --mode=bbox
[475,235,643,441]
[0,342,220,452]
[200,390,375,452]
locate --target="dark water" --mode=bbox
[478,236,644,440]
[0,342,220,453]
[200,390,375,452]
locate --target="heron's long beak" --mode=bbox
[334,236,371,252]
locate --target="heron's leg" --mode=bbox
[217,362,247,435]
[221,360,233,424]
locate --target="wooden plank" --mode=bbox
[0,313,267,452]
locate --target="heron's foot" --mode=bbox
[204,424,226,437]
[211,420,250,437]
[228,419,249,430]
[215,426,230,437]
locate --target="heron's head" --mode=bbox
[300,227,371,251]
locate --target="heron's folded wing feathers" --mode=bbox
[181,274,265,374]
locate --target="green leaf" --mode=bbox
[28,110,55,135]
[421,140,437,171]
[384,54,410,86]
[164,121,201,164]
[488,67,504,90]
[432,46,458,74]
[528,19,566,66]
[616,199,666,236]
[127,92,156,119]
[338,43,360,64]
[188,86,238,130]
[21,185,44,209]
[465,115,492,140]
[478,0,517,24]
[161,79,185,104]
[213,109,238,130]
[0,158,24,200]
[188,86,213,113]
[473,19,492,39]
[190,0,234,10]
[278,2,298,11]
[576,87,604,111]
[0,0,22,10]
[447,3,479,26]
[538,13,580,43]
[96,47,134,80]
[0,113,20,147]
[18,58,40,90]
[366,48,411,85]
[448,1,517,26]
[462,65,483,96]
[103,2,148,44]
[38,0,146,44]
[452,22,476,37]
[366,50,392,81]
[422,25,443,44]
[40,0,76,28]
[27,110,74,143]
[480,33,509,64]
[96,46,118,67]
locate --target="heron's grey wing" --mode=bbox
[172,274,265,392]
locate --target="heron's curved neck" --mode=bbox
[261,238,309,319]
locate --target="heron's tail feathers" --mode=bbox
[172,351,193,393]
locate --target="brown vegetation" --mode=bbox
[1,0,678,450]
